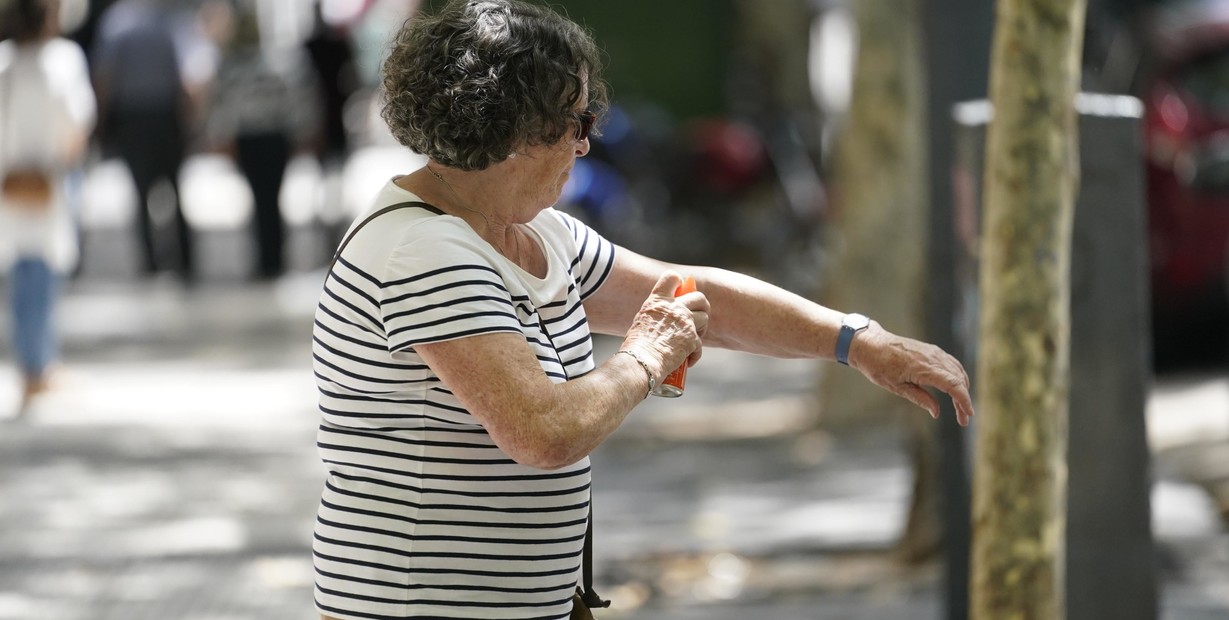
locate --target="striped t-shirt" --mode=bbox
[312,180,616,620]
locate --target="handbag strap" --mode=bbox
[326,200,440,278]
[581,500,611,609]
[328,197,611,609]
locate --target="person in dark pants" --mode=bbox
[91,0,194,280]
[234,132,291,278]
[107,107,191,277]
[206,3,314,279]
[303,0,358,170]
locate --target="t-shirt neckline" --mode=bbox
[381,178,557,285]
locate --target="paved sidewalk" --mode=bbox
[0,277,1225,619]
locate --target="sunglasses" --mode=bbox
[572,110,596,142]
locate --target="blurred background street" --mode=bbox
[3,0,1229,618]
[0,264,1227,619]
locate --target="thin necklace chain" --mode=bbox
[425,162,522,262]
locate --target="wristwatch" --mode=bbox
[835,313,871,366]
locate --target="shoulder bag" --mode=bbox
[1,59,53,210]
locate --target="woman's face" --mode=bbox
[505,102,592,219]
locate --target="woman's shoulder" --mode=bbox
[39,38,88,65]
[367,180,454,230]
[358,182,481,250]
[532,207,609,251]
[530,207,582,238]
[38,38,90,81]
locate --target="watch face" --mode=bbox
[843,313,871,330]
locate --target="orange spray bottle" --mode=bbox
[651,276,697,398]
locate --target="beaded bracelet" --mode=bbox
[615,350,655,399]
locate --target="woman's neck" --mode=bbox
[411,162,528,260]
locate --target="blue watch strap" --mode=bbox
[836,313,870,365]
[836,326,857,365]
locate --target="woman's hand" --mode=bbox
[620,271,709,380]
[849,322,975,426]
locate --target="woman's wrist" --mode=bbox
[847,320,886,371]
[614,349,655,399]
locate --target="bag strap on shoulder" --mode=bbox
[326,201,440,278]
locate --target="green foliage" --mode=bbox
[422,0,733,120]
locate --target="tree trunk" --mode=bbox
[820,1,928,426]
[818,0,936,562]
[970,0,1086,618]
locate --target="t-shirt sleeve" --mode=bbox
[48,41,97,153]
[379,233,523,354]
[548,209,616,300]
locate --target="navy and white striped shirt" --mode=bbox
[313,180,616,620]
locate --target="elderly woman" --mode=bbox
[312,1,974,619]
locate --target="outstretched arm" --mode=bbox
[583,246,974,426]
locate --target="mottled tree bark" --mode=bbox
[820,0,928,424]
[970,0,1086,618]
[817,0,939,563]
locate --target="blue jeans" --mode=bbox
[10,258,59,377]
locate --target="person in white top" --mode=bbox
[0,0,96,412]
[313,2,975,619]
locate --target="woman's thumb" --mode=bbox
[651,271,684,299]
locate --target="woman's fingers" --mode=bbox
[919,368,975,427]
[942,372,974,426]
[861,334,976,426]
[923,351,975,426]
[624,273,708,374]
[896,382,941,420]
[676,289,710,339]
[691,309,709,339]
[686,342,704,367]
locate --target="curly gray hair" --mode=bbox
[381,0,609,171]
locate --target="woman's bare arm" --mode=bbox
[414,272,707,470]
[584,247,974,425]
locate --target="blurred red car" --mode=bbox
[1140,0,1229,354]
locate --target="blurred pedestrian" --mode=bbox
[0,0,96,413]
[303,0,358,171]
[311,2,975,619]
[206,3,315,280]
[92,0,194,281]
